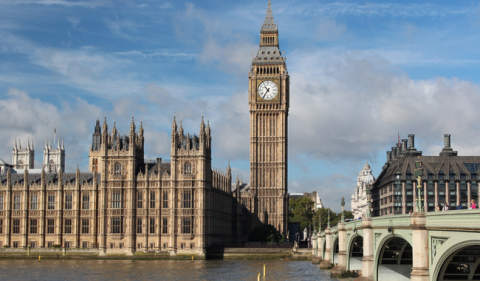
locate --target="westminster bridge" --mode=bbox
[314,210,480,281]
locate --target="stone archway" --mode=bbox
[348,235,363,271]
[332,235,339,264]
[376,237,412,281]
[436,244,480,281]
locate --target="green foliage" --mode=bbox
[51,244,62,248]
[2,245,8,248]
[288,197,315,230]
[248,224,285,243]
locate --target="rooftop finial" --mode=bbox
[261,0,276,30]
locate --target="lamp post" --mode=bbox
[327,209,331,229]
[318,214,322,232]
[366,184,371,218]
[341,197,345,223]
[415,157,425,213]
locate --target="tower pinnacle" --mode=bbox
[261,0,277,31]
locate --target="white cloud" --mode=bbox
[104,18,142,39]
[0,88,100,172]
[316,18,346,41]
[67,16,80,29]
[2,0,110,8]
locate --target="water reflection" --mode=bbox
[0,259,341,281]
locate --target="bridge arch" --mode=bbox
[347,233,363,271]
[332,234,339,264]
[433,240,480,281]
[375,234,412,281]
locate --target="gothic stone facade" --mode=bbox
[351,161,375,219]
[241,0,289,236]
[0,117,235,255]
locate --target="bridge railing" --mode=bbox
[371,214,411,228]
[426,209,480,229]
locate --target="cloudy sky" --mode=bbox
[1,0,480,211]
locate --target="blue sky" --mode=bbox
[2,0,480,211]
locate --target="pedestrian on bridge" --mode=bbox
[442,204,450,211]
[456,203,463,210]
[470,199,477,209]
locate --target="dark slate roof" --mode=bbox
[0,173,100,186]
[261,0,277,31]
[146,162,171,176]
[374,154,480,188]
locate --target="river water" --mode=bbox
[0,259,346,281]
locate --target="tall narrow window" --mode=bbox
[82,194,90,210]
[112,190,122,209]
[0,195,3,210]
[137,218,142,234]
[182,191,192,208]
[30,218,37,234]
[111,217,122,234]
[65,194,72,210]
[184,162,192,175]
[12,219,20,234]
[30,194,38,210]
[13,194,20,210]
[137,192,143,209]
[0,219,3,234]
[150,191,155,209]
[162,191,168,208]
[47,219,55,234]
[181,217,192,234]
[114,163,121,175]
[64,219,72,234]
[48,194,55,210]
[82,218,89,234]
[162,218,168,234]
[149,217,155,234]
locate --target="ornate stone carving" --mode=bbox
[12,210,22,216]
[431,237,448,259]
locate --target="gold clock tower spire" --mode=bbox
[248,0,289,236]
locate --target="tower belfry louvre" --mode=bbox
[247,0,289,235]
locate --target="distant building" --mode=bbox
[12,139,34,170]
[351,161,375,219]
[372,134,480,216]
[289,191,323,210]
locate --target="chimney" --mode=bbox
[444,134,451,149]
[408,134,415,149]
[440,134,457,156]
[387,151,392,162]
[392,147,397,159]
[401,139,408,152]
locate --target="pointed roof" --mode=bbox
[261,0,277,31]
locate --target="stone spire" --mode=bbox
[178,121,184,136]
[130,116,136,134]
[14,138,17,151]
[172,116,177,134]
[200,115,205,134]
[261,0,277,31]
[102,117,108,135]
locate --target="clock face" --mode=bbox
[258,80,278,100]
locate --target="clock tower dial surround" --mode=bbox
[247,0,289,236]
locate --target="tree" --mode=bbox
[312,208,354,232]
[248,224,285,243]
[289,197,315,231]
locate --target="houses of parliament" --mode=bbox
[0,1,290,255]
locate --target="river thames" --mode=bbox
[0,259,348,280]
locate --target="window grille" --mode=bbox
[82,194,90,210]
[114,163,121,175]
[47,219,55,234]
[184,162,192,175]
[30,194,38,210]
[112,190,122,209]
[13,219,20,234]
[14,194,20,210]
[182,191,192,208]
[0,195,3,210]
[64,219,72,234]
[111,217,122,234]
[150,217,155,234]
[181,217,192,234]
[137,218,142,234]
[65,194,72,210]
[162,191,168,208]
[162,218,168,234]
[48,194,55,210]
[150,191,155,209]
[30,218,37,234]
[82,218,89,234]
[137,192,143,209]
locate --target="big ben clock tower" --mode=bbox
[249,0,289,236]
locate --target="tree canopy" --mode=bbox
[248,224,285,243]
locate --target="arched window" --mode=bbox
[114,163,121,175]
[184,162,192,175]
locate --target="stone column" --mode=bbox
[318,233,324,258]
[361,217,374,280]
[434,181,438,211]
[410,213,429,281]
[445,182,449,207]
[456,182,460,206]
[337,222,347,269]
[320,227,332,268]
[467,182,471,209]
[402,182,406,214]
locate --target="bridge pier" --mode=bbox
[355,217,374,281]
[319,227,332,269]
[410,213,429,281]
[331,222,347,275]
